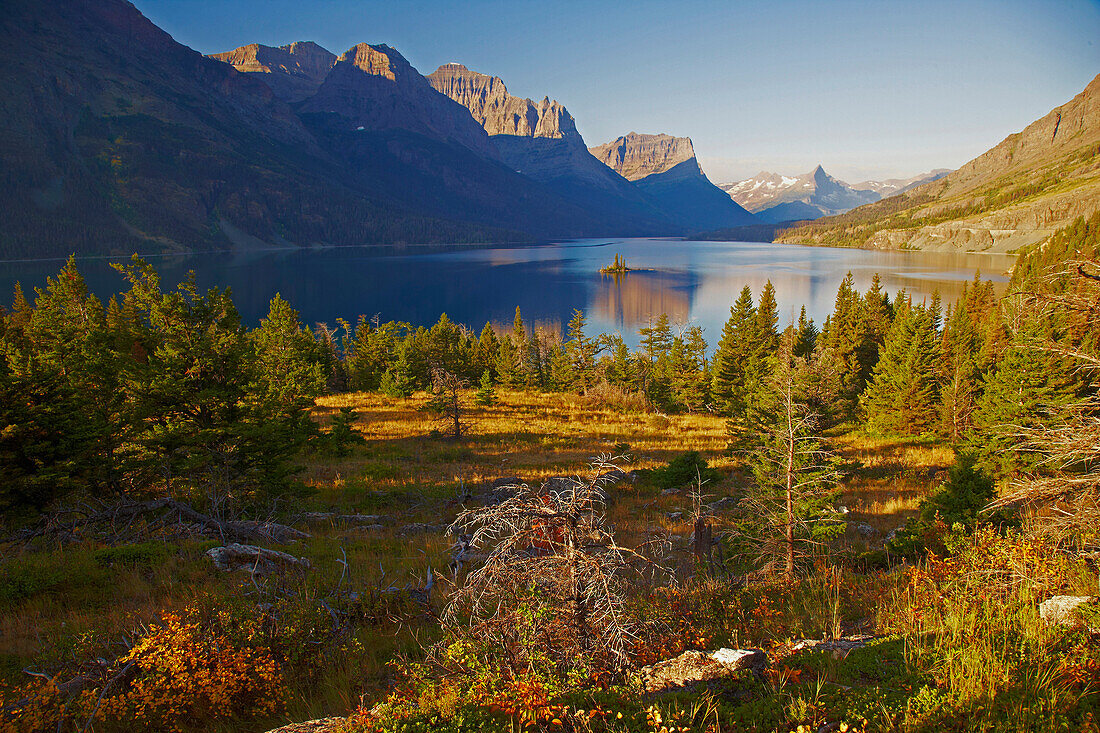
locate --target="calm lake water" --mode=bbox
[0,239,1013,347]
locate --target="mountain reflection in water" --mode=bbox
[0,239,1012,348]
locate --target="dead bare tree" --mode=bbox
[441,457,654,672]
[734,339,842,577]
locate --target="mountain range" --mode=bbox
[0,0,760,260]
[778,74,1100,251]
[721,166,950,224]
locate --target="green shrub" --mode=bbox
[92,541,170,568]
[888,451,1009,557]
[644,451,720,490]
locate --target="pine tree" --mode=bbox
[860,301,941,435]
[741,330,842,576]
[475,369,497,406]
[565,309,597,394]
[381,346,416,398]
[711,286,756,413]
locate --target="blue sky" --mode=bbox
[138,0,1099,183]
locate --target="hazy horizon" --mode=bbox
[137,0,1099,184]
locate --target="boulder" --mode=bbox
[854,523,876,538]
[206,543,311,574]
[665,511,684,521]
[482,476,522,504]
[639,650,734,693]
[1039,595,1095,626]
[711,648,767,672]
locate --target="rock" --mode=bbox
[854,523,875,538]
[711,648,766,672]
[1040,595,1095,626]
[596,468,636,486]
[709,497,739,512]
[482,476,522,504]
[264,717,345,733]
[206,544,311,574]
[296,512,392,527]
[427,64,579,140]
[639,650,735,693]
[785,635,877,656]
[665,511,684,521]
[836,505,850,515]
[399,523,445,537]
[660,488,680,496]
[885,527,902,543]
[298,46,498,159]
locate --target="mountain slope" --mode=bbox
[426,64,676,234]
[721,166,880,223]
[590,133,757,230]
[0,0,531,259]
[778,74,1100,252]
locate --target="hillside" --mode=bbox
[777,74,1100,252]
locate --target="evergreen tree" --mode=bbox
[711,286,756,413]
[740,330,842,576]
[380,345,416,398]
[860,300,941,435]
[565,309,598,394]
[475,369,497,406]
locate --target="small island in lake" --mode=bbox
[599,253,632,274]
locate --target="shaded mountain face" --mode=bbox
[778,73,1100,252]
[0,0,647,260]
[208,41,335,103]
[427,64,676,234]
[299,45,499,160]
[722,166,879,223]
[0,0,494,258]
[591,133,758,230]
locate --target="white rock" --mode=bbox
[710,647,766,671]
[1039,595,1094,626]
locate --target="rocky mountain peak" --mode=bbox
[426,64,579,140]
[209,41,336,102]
[340,43,403,81]
[589,133,699,182]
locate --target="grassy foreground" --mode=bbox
[2,389,1098,732]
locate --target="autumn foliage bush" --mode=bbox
[0,605,284,733]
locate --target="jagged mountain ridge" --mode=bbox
[208,41,336,103]
[425,64,676,233]
[852,169,952,198]
[590,133,758,230]
[778,73,1100,252]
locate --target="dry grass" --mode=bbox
[833,432,954,535]
[309,389,733,493]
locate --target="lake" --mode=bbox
[0,239,1013,347]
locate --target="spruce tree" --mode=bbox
[861,301,941,435]
[475,369,497,406]
[565,309,597,394]
[712,286,756,413]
